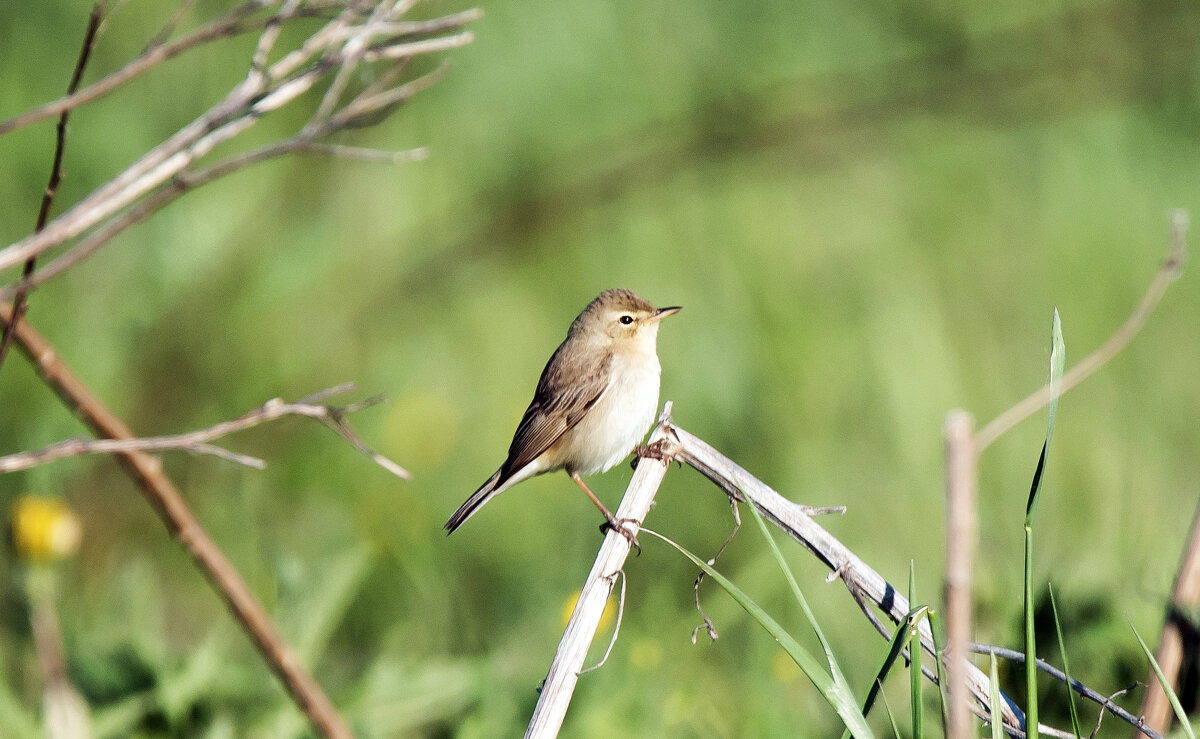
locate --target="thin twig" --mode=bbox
[967,644,1159,739]
[691,496,740,644]
[0,1,106,374]
[0,1,310,137]
[0,385,410,478]
[975,212,1188,451]
[1091,684,1135,739]
[144,0,199,50]
[294,142,429,163]
[0,4,478,278]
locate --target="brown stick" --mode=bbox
[1138,500,1200,734]
[945,410,978,738]
[0,303,353,739]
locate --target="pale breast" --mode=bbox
[555,349,661,476]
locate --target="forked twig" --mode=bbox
[0,3,476,734]
[691,497,740,644]
[0,4,481,288]
[0,384,409,478]
[0,301,357,739]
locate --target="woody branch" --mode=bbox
[0,0,480,296]
[0,2,479,736]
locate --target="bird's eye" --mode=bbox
[618,314,634,325]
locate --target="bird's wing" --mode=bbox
[500,347,612,479]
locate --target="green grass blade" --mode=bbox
[877,679,903,739]
[908,563,923,739]
[1047,585,1082,738]
[1023,525,1038,739]
[927,608,950,733]
[642,528,875,738]
[1026,308,1065,526]
[745,495,860,705]
[1130,619,1197,739]
[1023,308,1064,739]
[843,605,929,739]
[989,654,1003,739]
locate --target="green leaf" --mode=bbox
[1047,585,1082,738]
[927,609,950,733]
[1023,308,1065,739]
[846,605,928,739]
[908,563,923,739]
[1023,526,1038,739]
[1130,619,1196,739]
[744,491,860,710]
[1026,308,1065,525]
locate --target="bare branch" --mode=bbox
[975,212,1188,451]
[294,143,429,163]
[0,385,410,479]
[0,2,480,284]
[0,1,314,137]
[966,644,1159,739]
[359,30,476,62]
[0,301,356,739]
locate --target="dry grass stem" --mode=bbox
[944,410,978,738]
[525,405,677,738]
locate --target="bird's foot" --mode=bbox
[600,517,642,555]
[630,438,676,469]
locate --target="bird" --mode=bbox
[445,288,680,537]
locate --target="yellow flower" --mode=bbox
[11,495,82,562]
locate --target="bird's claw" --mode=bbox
[631,438,675,469]
[600,517,642,555]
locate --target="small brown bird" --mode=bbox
[446,288,680,535]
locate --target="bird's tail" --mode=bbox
[445,469,504,534]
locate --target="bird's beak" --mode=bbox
[648,305,682,323]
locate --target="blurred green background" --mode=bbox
[2,0,1199,735]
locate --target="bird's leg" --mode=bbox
[570,471,640,554]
